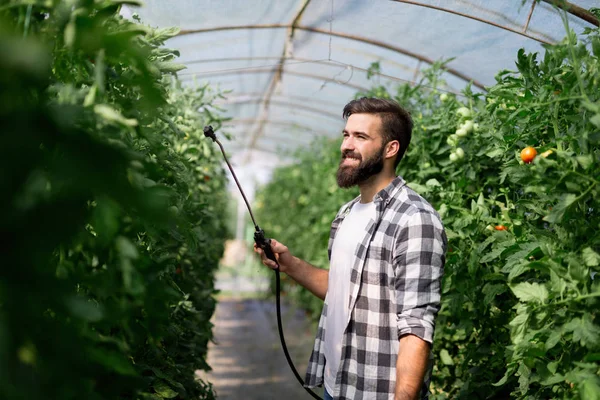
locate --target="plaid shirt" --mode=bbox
[304,176,447,399]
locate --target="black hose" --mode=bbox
[203,125,323,399]
[274,268,323,400]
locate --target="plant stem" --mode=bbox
[553,105,563,151]
[573,182,597,204]
[560,11,590,102]
[530,95,584,107]
[552,292,600,307]
[23,4,32,38]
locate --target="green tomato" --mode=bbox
[455,147,465,158]
[455,127,468,137]
[440,93,449,102]
[456,107,472,118]
[461,120,474,132]
[449,152,459,162]
[447,135,458,146]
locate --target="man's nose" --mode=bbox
[341,137,354,153]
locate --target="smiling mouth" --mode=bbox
[341,157,360,166]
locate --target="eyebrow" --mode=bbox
[342,129,371,138]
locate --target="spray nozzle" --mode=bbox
[203,125,217,142]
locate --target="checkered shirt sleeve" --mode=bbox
[394,206,446,343]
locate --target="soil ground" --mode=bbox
[199,258,325,400]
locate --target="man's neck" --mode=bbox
[358,169,396,203]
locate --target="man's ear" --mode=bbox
[385,140,400,161]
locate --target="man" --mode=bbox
[255,97,446,400]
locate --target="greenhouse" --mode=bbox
[1,0,599,399]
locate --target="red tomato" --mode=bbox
[520,146,537,164]
[494,225,507,231]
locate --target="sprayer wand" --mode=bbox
[203,125,323,400]
[203,126,279,268]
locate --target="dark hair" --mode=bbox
[342,97,413,168]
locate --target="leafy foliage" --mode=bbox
[1,2,229,399]
[256,14,600,400]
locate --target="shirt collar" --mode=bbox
[342,176,406,218]
[372,175,406,204]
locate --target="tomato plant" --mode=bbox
[1,2,230,400]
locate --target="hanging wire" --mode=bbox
[328,0,334,60]
[178,56,469,98]
[177,58,330,76]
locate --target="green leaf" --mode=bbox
[543,193,577,223]
[582,247,600,267]
[109,0,144,6]
[92,197,121,243]
[507,262,529,281]
[480,247,505,263]
[486,148,504,158]
[153,380,178,399]
[83,84,97,107]
[94,104,138,127]
[510,282,548,303]
[572,315,600,348]
[547,361,558,375]
[493,364,517,387]
[576,154,594,170]
[581,377,600,400]
[149,27,181,43]
[406,182,428,194]
[482,283,507,305]
[425,178,441,188]
[87,348,137,376]
[545,329,562,350]
[591,114,600,128]
[509,308,529,344]
[439,349,454,365]
[540,373,564,386]
[518,363,531,394]
[64,19,76,48]
[155,61,187,73]
[116,236,138,259]
[66,296,103,322]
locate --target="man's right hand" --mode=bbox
[254,238,329,300]
[253,239,295,274]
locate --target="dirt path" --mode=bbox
[203,296,324,400]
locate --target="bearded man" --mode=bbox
[255,97,447,400]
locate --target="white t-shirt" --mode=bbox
[323,200,376,395]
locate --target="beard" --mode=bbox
[336,145,385,188]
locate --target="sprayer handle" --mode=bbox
[254,229,278,266]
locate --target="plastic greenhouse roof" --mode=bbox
[122,0,599,189]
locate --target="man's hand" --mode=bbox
[253,239,329,300]
[253,239,295,274]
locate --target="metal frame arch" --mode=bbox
[177,24,487,90]
[389,0,556,44]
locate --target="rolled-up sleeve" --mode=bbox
[394,210,446,343]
